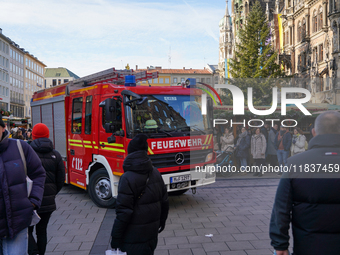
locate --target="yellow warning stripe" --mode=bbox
[70,181,86,190]
[102,147,125,153]
[33,92,65,101]
[69,139,82,143]
[83,140,92,144]
[84,145,92,149]
[70,85,98,94]
[148,147,154,155]
[113,171,124,176]
[69,143,83,147]
[101,142,124,147]
[94,146,98,149]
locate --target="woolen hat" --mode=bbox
[32,123,50,140]
[127,134,149,154]
[0,113,5,128]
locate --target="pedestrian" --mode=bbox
[270,111,340,255]
[110,134,169,255]
[26,131,33,144]
[15,129,25,140]
[261,123,269,141]
[290,127,306,156]
[251,128,266,177]
[234,127,251,173]
[274,125,292,174]
[0,113,46,255]
[28,123,65,255]
[267,124,279,166]
[220,127,234,152]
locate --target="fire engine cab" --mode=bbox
[31,68,216,208]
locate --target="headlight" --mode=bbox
[205,152,213,162]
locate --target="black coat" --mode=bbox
[31,138,65,214]
[111,150,169,254]
[270,134,340,255]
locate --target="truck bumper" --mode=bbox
[161,164,216,192]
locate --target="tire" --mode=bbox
[168,189,189,196]
[88,168,116,208]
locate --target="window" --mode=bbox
[153,78,158,83]
[72,97,83,134]
[165,78,169,83]
[64,79,69,83]
[318,7,323,31]
[52,79,56,86]
[181,78,185,82]
[173,77,177,83]
[298,22,301,42]
[201,78,205,83]
[207,78,211,83]
[85,96,92,134]
[313,10,317,33]
[159,78,164,83]
[319,44,323,62]
[58,79,61,85]
[302,19,306,40]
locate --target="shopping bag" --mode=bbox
[105,249,127,255]
[30,210,41,226]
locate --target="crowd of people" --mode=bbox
[214,122,309,176]
[8,126,33,143]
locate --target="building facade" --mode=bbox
[0,29,10,114]
[24,53,46,118]
[45,67,79,88]
[0,28,46,125]
[271,0,340,104]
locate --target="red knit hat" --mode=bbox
[32,123,50,140]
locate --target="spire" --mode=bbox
[225,0,230,17]
[225,0,231,30]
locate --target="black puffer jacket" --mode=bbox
[111,150,169,254]
[270,134,340,255]
[30,138,65,214]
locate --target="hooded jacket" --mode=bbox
[0,130,45,239]
[270,134,340,255]
[30,137,65,213]
[111,150,169,254]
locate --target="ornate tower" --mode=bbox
[218,0,234,82]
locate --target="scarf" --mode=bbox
[236,131,247,147]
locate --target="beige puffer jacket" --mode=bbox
[251,134,266,159]
[291,134,306,156]
[220,133,234,152]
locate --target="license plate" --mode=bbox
[170,174,191,183]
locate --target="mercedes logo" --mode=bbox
[175,153,185,165]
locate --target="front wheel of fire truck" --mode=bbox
[88,169,116,208]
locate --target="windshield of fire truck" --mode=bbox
[125,95,212,138]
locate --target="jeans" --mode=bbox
[239,157,247,170]
[277,150,289,169]
[28,212,52,255]
[0,228,28,255]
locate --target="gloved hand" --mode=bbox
[111,237,123,249]
[158,224,165,233]
[292,140,296,144]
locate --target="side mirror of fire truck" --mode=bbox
[99,98,117,133]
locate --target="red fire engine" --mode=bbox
[31,68,216,207]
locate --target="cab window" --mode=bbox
[72,97,83,134]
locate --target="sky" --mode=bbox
[0,0,231,77]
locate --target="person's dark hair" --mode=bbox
[294,127,303,135]
[314,111,340,135]
[255,127,262,134]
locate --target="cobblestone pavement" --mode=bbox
[45,174,282,255]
